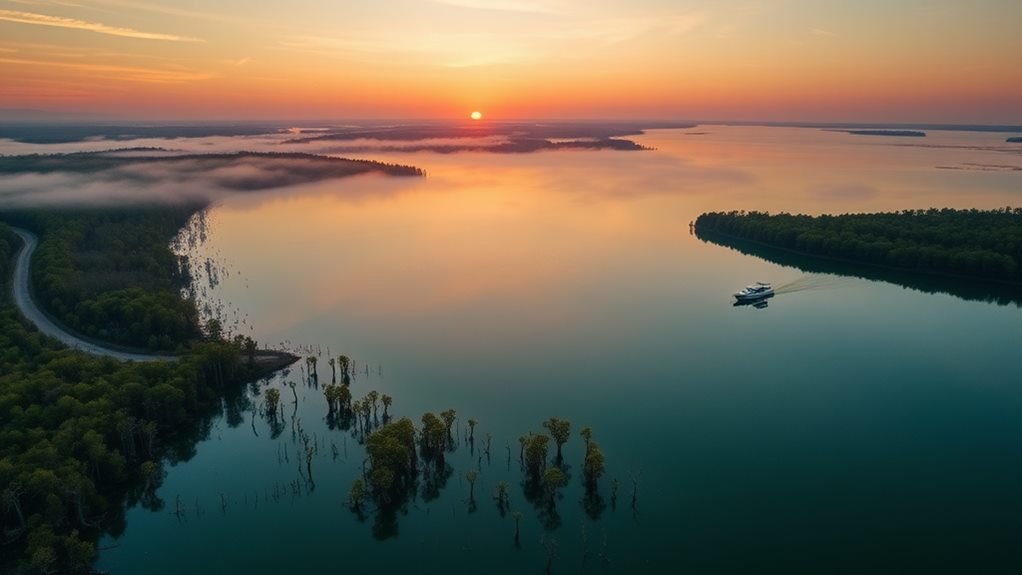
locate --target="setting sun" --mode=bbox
[470,111,482,121]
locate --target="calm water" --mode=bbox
[99,127,1022,573]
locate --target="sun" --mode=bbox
[470,111,482,121]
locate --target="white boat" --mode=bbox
[733,281,774,301]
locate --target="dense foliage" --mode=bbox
[0,297,253,573]
[696,208,1022,282]
[0,208,202,351]
[0,223,15,281]
[0,210,293,573]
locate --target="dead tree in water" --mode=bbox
[541,537,559,575]
[630,469,642,510]
[512,510,523,544]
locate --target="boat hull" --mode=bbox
[734,290,774,302]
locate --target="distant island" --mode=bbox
[282,121,690,153]
[695,209,1021,283]
[840,130,926,137]
[1007,137,1022,143]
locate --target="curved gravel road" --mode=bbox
[11,227,177,362]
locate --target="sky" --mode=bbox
[0,0,1020,123]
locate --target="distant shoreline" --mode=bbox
[836,129,926,137]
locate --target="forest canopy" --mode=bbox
[0,206,296,573]
[695,208,1022,282]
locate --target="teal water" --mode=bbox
[98,127,1022,573]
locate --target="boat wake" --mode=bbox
[773,274,855,295]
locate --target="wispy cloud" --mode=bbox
[8,0,88,7]
[811,28,836,37]
[278,10,710,68]
[0,57,214,83]
[430,0,561,14]
[86,0,244,25]
[0,9,204,42]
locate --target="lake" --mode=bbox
[97,126,1022,573]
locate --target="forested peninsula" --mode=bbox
[0,151,430,573]
[695,209,1022,283]
[0,208,303,573]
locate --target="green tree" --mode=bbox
[583,442,606,488]
[524,434,551,478]
[495,480,509,511]
[542,418,571,460]
[465,469,479,500]
[265,388,281,418]
[420,412,447,465]
[542,467,568,507]
[348,479,366,510]
[338,355,351,382]
[440,408,457,437]
[512,510,523,542]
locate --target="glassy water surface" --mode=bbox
[98,127,1022,573]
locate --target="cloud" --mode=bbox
[429,0,561,14]
[0,9,204,42]
[0,153,421,207]
[0,56,213,83]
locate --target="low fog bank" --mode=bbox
[0,124,283,144]
[0,120,695,156]
[0,152,422,208]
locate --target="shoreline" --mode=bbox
[12,226,300,374]
[695,227,1022,289]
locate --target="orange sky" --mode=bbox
[0,0,1020,123]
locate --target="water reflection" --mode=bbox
[99,127,1022,574]
[733,296,772,309]
[698,230,1022,307]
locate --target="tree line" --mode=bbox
[0,207,203,351]
[0,210,294,573]
[696,208,1022,282]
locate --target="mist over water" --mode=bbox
[9,125,1016,573]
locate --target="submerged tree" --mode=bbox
[323,384,340,415]
[495,480,510,513]
[420,412,447,466]
[543,418,571,461]
[381,394,392,419]
[366,390,380,418]
[465,468,479,504]
[348,479,366,511]
[338,355,351,383]
[582,429,606,489]
[265,388,281,418]
[542,467,568,508]
[584,444,606,486]
[580,426,593,452]
[467,418,477,441]
[440,408,457,438]
[364,417,417,505]
[512,510,523,543]
[524,434,551,478]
